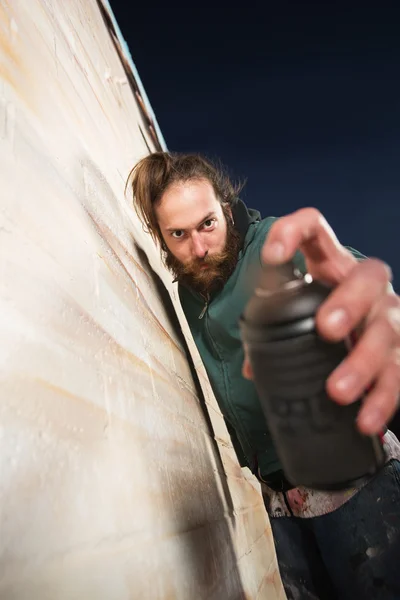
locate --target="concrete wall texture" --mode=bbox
[0,1,285,598]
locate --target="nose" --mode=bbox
[191,232,207,259]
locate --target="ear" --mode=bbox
[223,203,234,225]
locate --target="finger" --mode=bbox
[356,356,400,434]
[316,258,392,341]
[242,345,254,379]
[326,314,394,404]
[242,357,253,380]
[262,208,356,278]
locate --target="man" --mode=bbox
[128,151,400,599]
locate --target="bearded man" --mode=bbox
[128,151,400,599]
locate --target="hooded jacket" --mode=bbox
[178,199,364,479]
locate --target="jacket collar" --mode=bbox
[231,198,261,249]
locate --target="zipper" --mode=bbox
[198,294,209,319]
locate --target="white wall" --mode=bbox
[0,1,284,598]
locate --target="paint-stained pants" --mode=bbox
[270,459,400,600]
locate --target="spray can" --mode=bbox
[239,261,385,490]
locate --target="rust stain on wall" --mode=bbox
[0,0,285,598]
[0,3,21,89]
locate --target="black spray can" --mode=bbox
[239,261,385,490]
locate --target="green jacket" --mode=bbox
[179,200,364,479]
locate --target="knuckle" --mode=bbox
[280,220,297,237]
[367,291,399,324]
[345,344,381,382]
[385,292,400,308]
[270,214,297,239]
[299,207,326,230]
[353,353,379,381]
[363,258,392,283]
[302,207,322,220]
[349,323,391,373]
[386,306,400,336]
[380,362,400,405]
[391,347,400,368]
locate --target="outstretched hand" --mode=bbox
[243,208,400,435]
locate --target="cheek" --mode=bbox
[211,228,227,252]
[166,239,190,264]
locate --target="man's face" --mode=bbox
[155,179,240,294]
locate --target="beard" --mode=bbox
[163,211,241,296]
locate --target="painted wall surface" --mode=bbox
[0,1,285,598]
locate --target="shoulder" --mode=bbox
[255,216,278,237]
[245,216,277,249]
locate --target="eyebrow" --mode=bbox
[166,211,216,232]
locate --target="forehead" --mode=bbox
[156,179,222,230]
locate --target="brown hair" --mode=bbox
[126,151,244,245]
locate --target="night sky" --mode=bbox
[111,2,400,283]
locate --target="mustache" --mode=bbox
[180,251,225,274]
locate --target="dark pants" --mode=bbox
[270,459,400,599]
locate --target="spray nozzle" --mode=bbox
[255,260,305,297]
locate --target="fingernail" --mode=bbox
[335,372,359,396]
[359,408,382,433]
[264,242,286,262]
[325,308,348,330]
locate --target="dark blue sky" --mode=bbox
[111,2,400,283]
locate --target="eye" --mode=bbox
[171,230,184,239]
[203,218,216,230]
